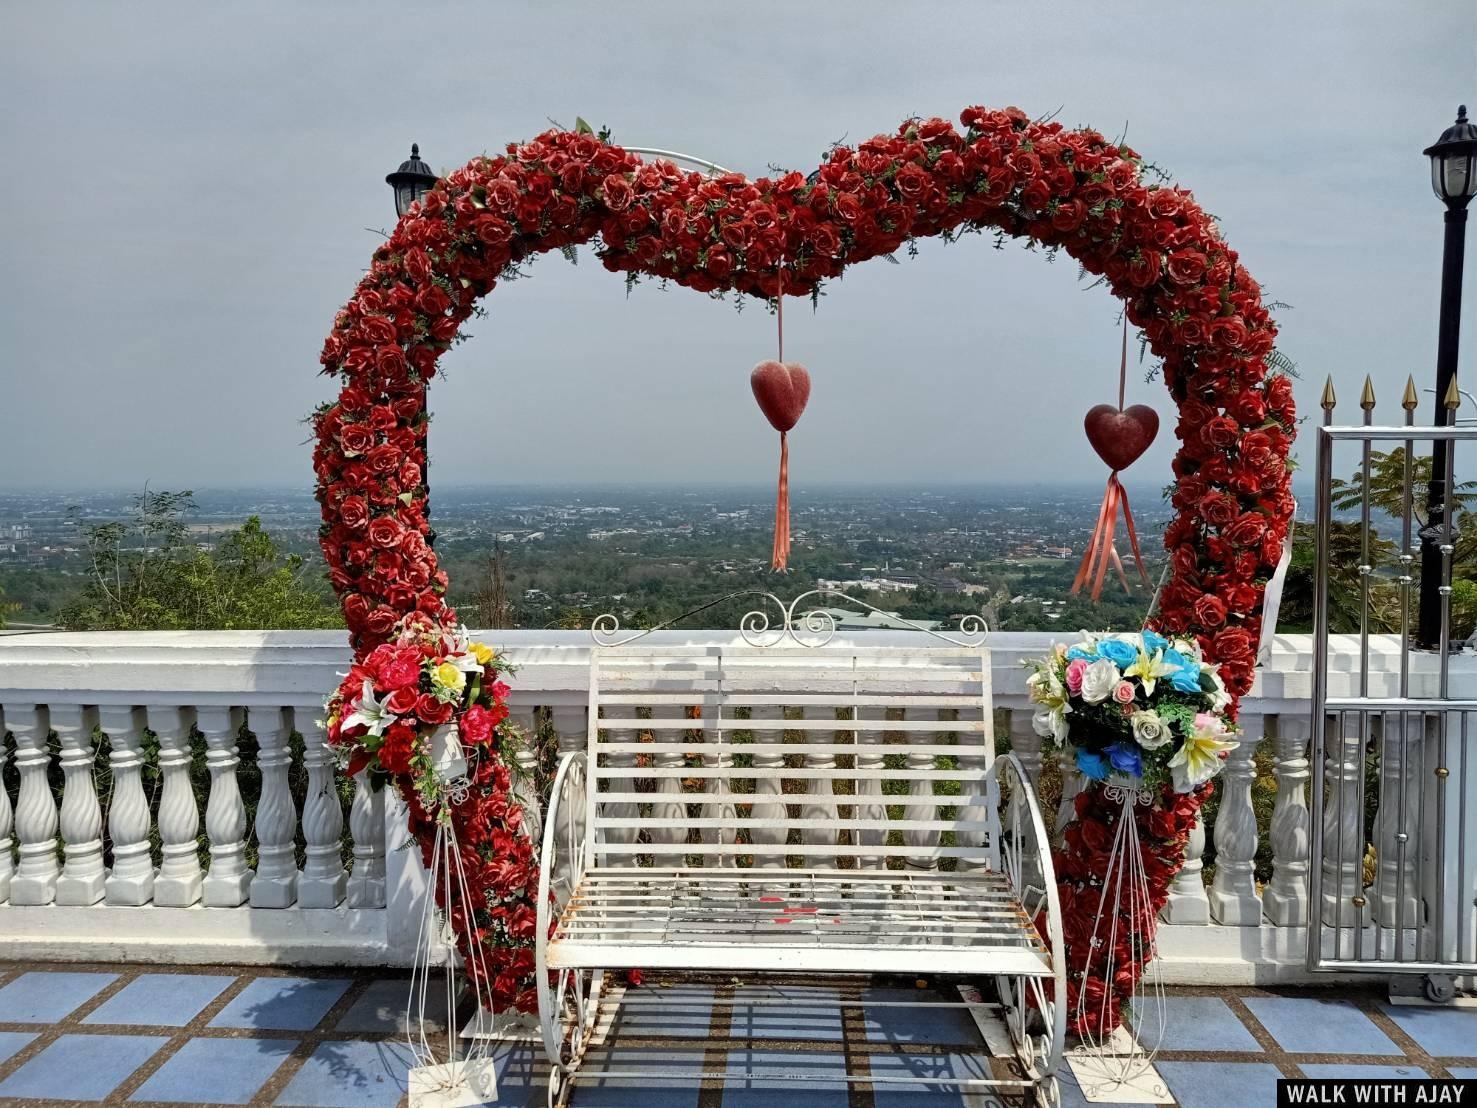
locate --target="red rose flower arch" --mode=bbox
[314,106,1295,1017]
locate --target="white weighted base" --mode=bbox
[407,1059,498,1108]
[460,1007,541,1043]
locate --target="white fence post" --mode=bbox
[1264,714,1311,926]
[1319,715,1370,927]
[8,704,58,906]
[200,706,252,907]
[295,707,347,908]
[250,707,298,908]
[1209,715,1264,925]
[100,705,154,906]
[150,705,202,907]
[347,770,387,909]
[1372,713,1422,930]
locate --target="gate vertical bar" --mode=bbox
[1307,379,1336,970]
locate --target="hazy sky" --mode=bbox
[2,2,1474,491]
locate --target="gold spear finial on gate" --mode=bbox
[1321,376,1337,413]
[1360,376,1377,411]
[1444,377,1462,410]
[1403,376,1420,411]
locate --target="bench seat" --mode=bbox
[547,867,1052,977]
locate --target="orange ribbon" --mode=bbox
[771,274,790,571]
[1072,472,1151,602]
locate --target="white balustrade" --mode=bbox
[902,707,939,868]
[295,707,346,908]
[647,705,688,852]
[200,705,252,907]
[54,705,105,906]
[1055,746,1084,835]
[549,704,587,867]
[250,708,298,908]
[1209,715,1263,924]
[1264,715,1311,926]
[509,704,542,845]
[9,705,58,905]
[0,628,1461,981]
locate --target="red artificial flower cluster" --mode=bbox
[314,103,1294,1015]
[1047,783,1206,1037]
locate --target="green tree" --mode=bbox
[58,490,342,631]
[0,581,17,628]
[1331,447,1476,518]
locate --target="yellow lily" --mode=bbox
[1124,647,1178,697]
[1168,713,1239,793]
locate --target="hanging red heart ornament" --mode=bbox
[750,360,811,432]
[1083,404,1159,472]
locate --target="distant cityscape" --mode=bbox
[0,482,1312,632]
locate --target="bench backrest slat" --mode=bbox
[584,645,999,873]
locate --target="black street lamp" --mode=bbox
[385,143,438,218]
[1418,106,1477,649]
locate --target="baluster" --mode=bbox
[800,706,836,866]
[1163,808,1211,924]
[1265,714,1311,926]
[199,706,251,907]
[296,708,346,907]
[8,705,57,905]
[55,705,105,905]
[953,707,992,874]
[902,707,939,870]
[647,705,689,859]
[851,705,886,872]
[700,702,735,867]
[150,706,202,907]
[600,707,639,863]
[250,708,298,908]
[1055,747,1085,835]
[1209,714,1264,924]
[1319,713,1370,927]
[1008,708,1044,790]
[509,704,542,846]
[550,704,587,864]
[347,769,386,908]
[746,705,787,869]
[0,707,13,903]
[100,706,153,905]
[1373,712,1421,931]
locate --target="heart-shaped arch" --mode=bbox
[314,106,1295,1015]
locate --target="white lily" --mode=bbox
[341,679,392,737]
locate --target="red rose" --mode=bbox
[340,496,370,530]
[339,423,374,457]
[602,176,634,212]
[1193,593,1228,627]
[343,593,370,627]
[379,652,422,692]
[366,444,400,475]
[894,163,929,198]
[385,685,420,715]
[1199,416,1239,451]
[367,517,402,549]
[1166,249,1208,285]
[1020,179,1052,211]
[1125,249,1162,288]
[365,606,397,636]
[1228,390,1267,426]
[1212,626,1256,666]
[377,722,417,775]
[1226,583,1260,614]
[1224,511,1269,547]
[1239,430,1276,470]
[474,215,512,245]
[1198,492,1237,528]
[417,693,454,725]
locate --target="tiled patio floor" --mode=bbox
[0,962,1473,1107]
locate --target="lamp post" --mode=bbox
[385,144,440,547]
[1418,106,1477,649]
[386,143,437,218]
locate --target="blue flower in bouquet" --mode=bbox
[1097,639,1138,670]
[1161,647,1190,673]
[1076,747,1111,781]
[1141,629,1169,655]
[1107,741,1143,777]
[1065,645,1098,662]
[1166,659,1206,695]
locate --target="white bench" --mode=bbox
[535,642,1065,1106]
